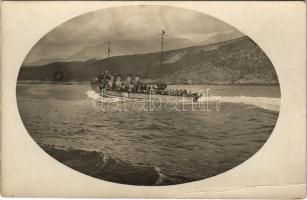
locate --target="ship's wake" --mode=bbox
[87,90,280,111]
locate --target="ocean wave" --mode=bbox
[42,145,185,185]
[198,96,280,111]
[87,90,280,111]
[154,167,167,185]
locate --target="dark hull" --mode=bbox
[90,82,197,102]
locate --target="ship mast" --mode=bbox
[160,30,165,74]
[107,40,110,69]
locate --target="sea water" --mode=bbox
[16,83,280,185]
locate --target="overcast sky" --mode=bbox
[24,6,241,65]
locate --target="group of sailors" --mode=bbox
[96,71,197,97]
[97,71,146,93]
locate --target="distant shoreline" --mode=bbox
[17,80,89,85]
[17,80,280,86]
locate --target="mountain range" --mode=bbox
[23,31,244,66]
[18,36,279,85]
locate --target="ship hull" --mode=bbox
[90,81,197,102]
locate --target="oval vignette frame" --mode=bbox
[16,5,281,186]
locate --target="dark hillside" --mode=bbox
[19,36,279,85]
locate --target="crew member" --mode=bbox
[107,75,114,90]
[114,74,122,91]
[125,75,134,92]
[132,75,141,92]
[103,70,111,89]
[97,73,104,92]
[140,83,147,93]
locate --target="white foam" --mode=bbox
[86,90,101,99]
[86,90,120,103]
[199,95,280,111]
[87,90,280,111]
[154,167,167,185]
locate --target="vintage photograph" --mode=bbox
[16,5,280,186]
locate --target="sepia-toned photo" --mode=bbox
[15,5,282,186]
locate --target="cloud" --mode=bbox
[24,5,240,64]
